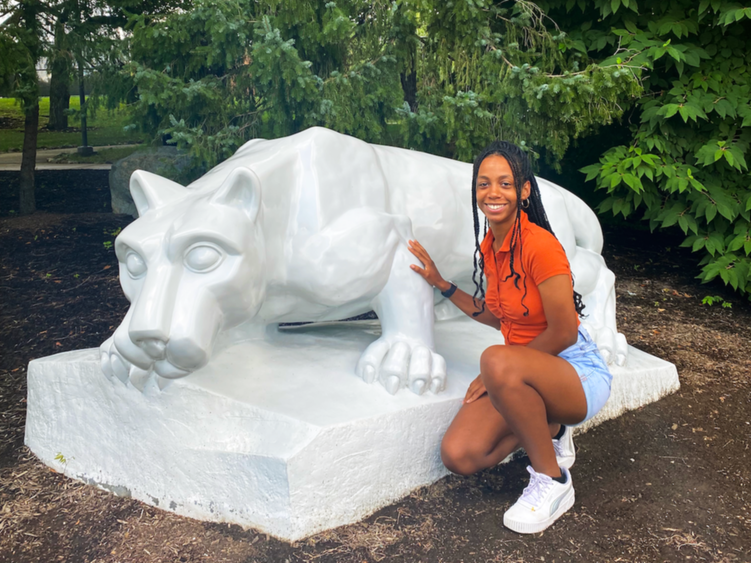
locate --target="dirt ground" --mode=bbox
[0,171,749,563]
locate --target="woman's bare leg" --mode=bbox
[441,395,561,476]
[480,345,587,478]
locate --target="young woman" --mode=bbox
[407,141,612,534]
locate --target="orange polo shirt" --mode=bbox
[481,211,578,346]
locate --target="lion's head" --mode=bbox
[100,167,266,384]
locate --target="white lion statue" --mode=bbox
[100,127,627,395]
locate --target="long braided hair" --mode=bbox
[470,141,585,318]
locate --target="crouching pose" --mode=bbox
[408,141,612,534]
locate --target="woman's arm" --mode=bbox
[408,240,501,330]
[436,284,501,330]
[526,274,579,355]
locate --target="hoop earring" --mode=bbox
[521,198,530,209]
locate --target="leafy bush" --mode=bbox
[564,1,751,299]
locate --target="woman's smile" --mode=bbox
[485,202,509,213]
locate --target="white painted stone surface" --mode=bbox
[26,317,678,541]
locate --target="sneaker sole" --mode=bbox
[503,488,575,534]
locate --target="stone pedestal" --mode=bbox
[25,318,679,541]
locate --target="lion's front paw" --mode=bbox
[583,323,628,367]
[356,337,447,395]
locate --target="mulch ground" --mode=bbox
[0,170,749,563]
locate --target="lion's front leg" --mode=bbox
[356,242,447,395]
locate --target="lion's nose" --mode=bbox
[138,338,167,360]
[167,337,208,370]
[128,262,177,346]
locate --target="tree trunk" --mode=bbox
[19,102,39,215]
[400,38,418,112]
[400,69,418,112]
[48,24,71,131]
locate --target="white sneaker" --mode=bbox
[503,466,575,534]
[553,425,575,469]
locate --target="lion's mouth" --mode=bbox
[147,336,211,379]
[139,338,167,360]
[128,329,212,379]
[154,359,192,379]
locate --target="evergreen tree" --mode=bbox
[1,0,46,214]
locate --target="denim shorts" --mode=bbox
[558,326,612,425]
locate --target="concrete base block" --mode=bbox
[25,318,679,541]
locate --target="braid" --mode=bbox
[470,172,487,317]
[470,141,586,318]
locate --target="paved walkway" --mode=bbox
[0,145,140,171]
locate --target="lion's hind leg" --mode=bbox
[571,248,628,366]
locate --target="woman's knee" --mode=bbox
[440,435,480,476]
[480,347,523,390]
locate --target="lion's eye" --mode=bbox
[185,244,223,273]
[125,251,147,278]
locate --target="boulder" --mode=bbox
[109,146,191,217]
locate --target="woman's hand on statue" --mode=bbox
[464,375,487,404]
[408,240,450,292]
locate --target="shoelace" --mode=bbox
[520,466,554,507]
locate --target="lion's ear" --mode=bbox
[130,171,189,217]
[210,167,262,222]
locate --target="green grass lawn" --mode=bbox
[0,97,146,152]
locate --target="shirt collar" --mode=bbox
[480,211,531,255]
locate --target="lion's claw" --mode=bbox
[357,337,447,395]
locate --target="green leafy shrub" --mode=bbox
[568,1,751,299]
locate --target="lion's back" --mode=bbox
[192,128,390,229]
[189,128,471,253]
